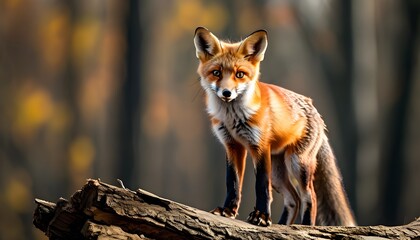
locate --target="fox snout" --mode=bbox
[218,88,237,102]
[207,80,239,102]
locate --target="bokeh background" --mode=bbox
[1,0,419,239]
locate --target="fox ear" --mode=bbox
[239,30,268,62]
[194,27,221,61]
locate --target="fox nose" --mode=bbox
[222,89,232,98]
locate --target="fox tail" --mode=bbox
[314,136,356,226]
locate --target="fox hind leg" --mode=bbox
[279,182,300,225]
[299,166,317,225]
[271,153,300,225]
[285,151,318,225]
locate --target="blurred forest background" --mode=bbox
[0,0,419,239]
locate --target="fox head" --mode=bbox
[194,27,268,103]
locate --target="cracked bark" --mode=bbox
[33,179,420,239]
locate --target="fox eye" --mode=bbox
[212,70,221,77]
[236,71,245,78]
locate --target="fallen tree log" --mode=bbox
[33,179,420,239]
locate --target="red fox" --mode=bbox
[194,27,356,226]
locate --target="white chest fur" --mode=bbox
[207,93,261,146]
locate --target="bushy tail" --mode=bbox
[314,136,356,226]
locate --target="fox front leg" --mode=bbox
[211,143,246,218]
[247,149,273,226]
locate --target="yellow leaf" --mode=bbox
[48,102,70,134]
[71,19,101,66]
[68,136,95,172]
[5,174,32,213]
[39,7,70,71]
[13,85,54,140]
[4,0,23,11]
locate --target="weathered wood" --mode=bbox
[33,179,420,239]
[82,221,149,240]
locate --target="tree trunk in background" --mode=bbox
[381,0,419,225]
[334,0,358,214]
[118,0,141,188]
[62,0,78,195]
[351,0,380,225]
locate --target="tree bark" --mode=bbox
[33,179,420,239]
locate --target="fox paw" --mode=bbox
[210,207,237,218]
[247,208,272,227]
